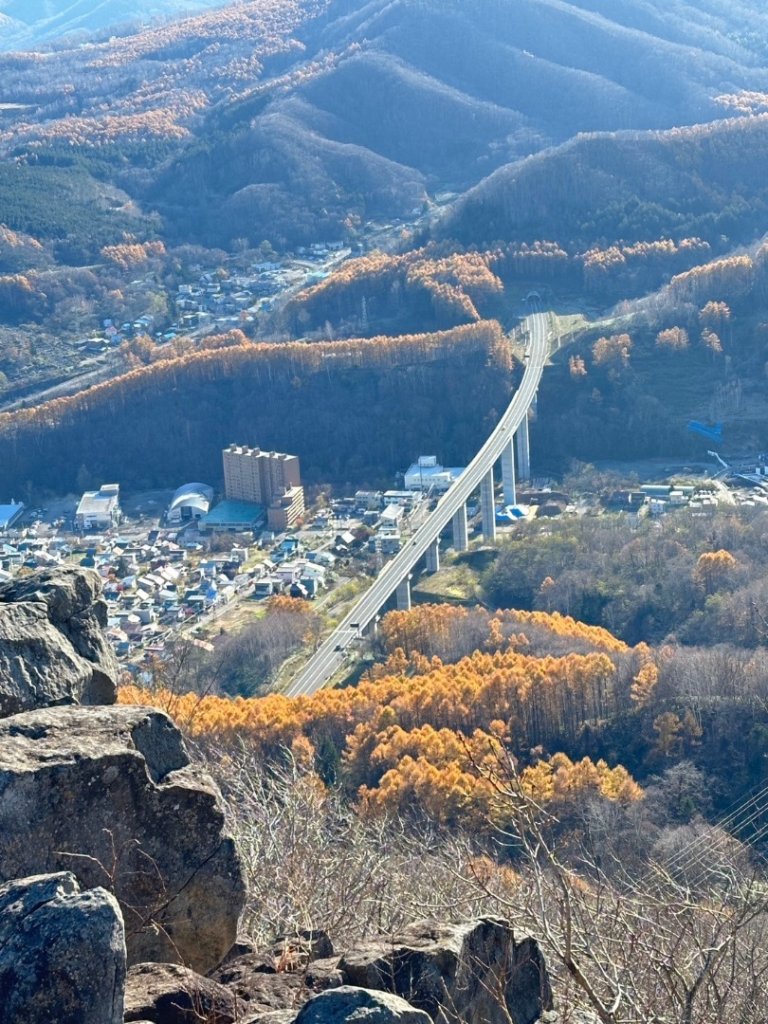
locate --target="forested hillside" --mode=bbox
[0,320,513,495]
[0,0,225,50]
[125,0,768,248]
[3,0,768,477]
[121,588,768,837]
[279,233,768,468]
[3,0,768,251]
[281,236,719,339]
[6,233,768,495]
[534,241,768,469]
[120,605,649,831]
[128,595,768,1023]
[437,116,768,251]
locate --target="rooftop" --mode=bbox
[224,444,297,461]
[169,482,215,513]
[77,486,120,518]
[0,503,24,530]
[201,500,264,528]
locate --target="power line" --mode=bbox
[663,778,768,877]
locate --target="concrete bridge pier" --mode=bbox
[362,615,379,638]
[516,413,531,482]
[501,438,516,507]
[396,577,412,611]
[452,504,469,551]
[481,468,497,543]
[426,539,440,573]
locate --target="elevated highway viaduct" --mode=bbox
[286,308,554,698]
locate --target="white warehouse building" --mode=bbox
[404,455,464,493]
[75,484,121,531]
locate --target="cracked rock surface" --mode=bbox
[0,567,119,716]
[0,871,125,1024]
[0,705,245,973]
[338,918,552,1024]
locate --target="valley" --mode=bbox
[5,5,768,1023]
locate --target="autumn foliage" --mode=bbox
[119,606,644,829]
[0,318,511,494]
[100,240,166,270]
[0,1,328,151]
[592,333,632,368]
[694,549,739,595]
[655,326,689,351]
[286,247,505,333]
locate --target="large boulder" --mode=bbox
[0,705,245,973]
[294,986,432,1024]
[0,566,118,714]
[221,935,261,964]
[124,962,239,1024]
[0,871,125,1024]
[338,918,552,1024]
[305,957,346,993]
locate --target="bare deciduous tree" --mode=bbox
[477,756,768,1024]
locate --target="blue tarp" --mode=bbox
[688,421,723,443]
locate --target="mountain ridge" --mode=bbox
[435,114,768,249]
[5,0,768,251]
[0,0,227,50]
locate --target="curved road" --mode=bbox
[286,309,552,697]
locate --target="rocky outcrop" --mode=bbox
[0,705,245,973]
[221,935,261,964]
[0,895,554,1024]
[215,968,306,1016]
[294,986,432,1024]
[211,930,337,1012]
[305,957,346,993]
[338,918,551,1024]
[242,1014,297,1024]
[0,565,557,1022]
[203,918,552,1024]
[124,962,239,1024]
[0,566,118,715]
[0,871,125,1024]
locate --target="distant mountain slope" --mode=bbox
[436,116,768,249]
[145,0,768,247]
[152,103,427,249]
[0,0,225,49]
[5,0,768,251]
[295,50,527,179]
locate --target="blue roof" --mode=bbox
[202,500,264,527]
[0,503,24,529]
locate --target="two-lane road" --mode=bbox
[285,310,551,697]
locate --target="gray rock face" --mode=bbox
[0,871,125,1024]
[124,962,239,1023]
[211,920,551,1024]
[242,1013,298,1024]
[211,943,340,1015]
[338,918,552,1024]
[305,956,346,993]
[221,935,261,964]
[0,566,119,715]
[217,969,306,1015]
[0,705,245,973]
[295,986,432,1024]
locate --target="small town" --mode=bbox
[6,4,768,1023]
[2,439,767,675]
